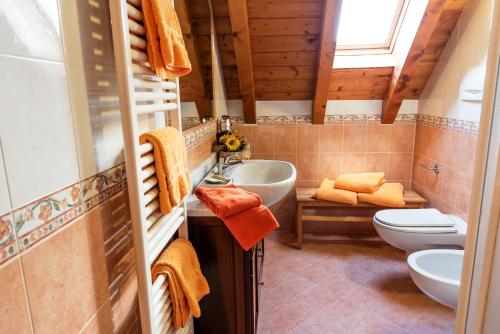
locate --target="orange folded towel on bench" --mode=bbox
[315,179,358,205]
[357,183,406,208]
[140,127,191,213]
[334,172,385,193]
[143,0,192,78]
[195,186,279,250]
[152,238,209,329]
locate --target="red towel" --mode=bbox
[195,186,279,251]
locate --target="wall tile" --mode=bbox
[388,153,413,181]
[22,217,101,334]
[251,125,275,154]
[365,153,390,175]
[80,302,114,334]
[343,124,367,152]
[318,154,343,180]
[319,125,343,153]
[0,56,79,207]
[0,258,33,334]
[390,124,415,152]
[0,212,17,264]
[297,125,320,154]
[274,125,297,154]
[365,124,391,152]
[0,0,63,61]
[0,144,11,214]
[342,153,366,173]
[297,154,319,181]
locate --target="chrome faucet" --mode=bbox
[216,153,244,175]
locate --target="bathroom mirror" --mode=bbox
[177,0,220,130]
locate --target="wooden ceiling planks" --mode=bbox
[248,0,324,101]
[311,0,343,124]
[328,67,393,100]
[382,0,468,123]
[176,0,211,118]
[228,0,257,123]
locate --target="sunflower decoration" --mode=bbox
[219,131,246,152]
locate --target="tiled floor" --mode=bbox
[257,236,455,334]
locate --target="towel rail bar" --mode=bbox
[110,0,191,332]
[136,102,178,115]
[149,216,185,264]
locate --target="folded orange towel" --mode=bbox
[195,186,279,250]
[315,179,358,205]
[140,127,191,213]
[194,184,261,218]
[358,183,406,208]
[142,0,192,79]
[334,172,385,193]
[152,238,209,329]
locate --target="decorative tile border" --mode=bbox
[183,120,217,150]
[0,163,128,265]
[181,117,201,129]
[231,113,418,125]
[417,114,480,135]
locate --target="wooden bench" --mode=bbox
[295,188,427,249]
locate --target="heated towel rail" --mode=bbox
[109,1,192,333]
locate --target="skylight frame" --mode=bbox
[336,0,409,54]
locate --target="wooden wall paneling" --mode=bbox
[249,18,322,36]
[254,79,313,92]
[228,0,257,123]
[176,0,211,118]
[256,91,312,100]
[247,1,323,18]
[251,36,320,52]
[327,67,393,100]
[253,66,316,80]
[312,0,342,124]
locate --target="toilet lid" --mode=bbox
[375,208,456,228]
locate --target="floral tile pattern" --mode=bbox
[231,113,418,125]
[0,212,17,264]
[0,163,127,265]
[417,114,479,135]
[183,121,217,150]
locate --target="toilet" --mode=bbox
[373,208,467,252]
[407,249,463,308]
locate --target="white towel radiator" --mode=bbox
[109,0,192,333]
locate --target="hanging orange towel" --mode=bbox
[194,184,261,217]
[334,172,386,193]
[139,127,191,213]
[357,183,406,208]
[152,238,209,329]
[195,186,279,251]
[142,0,192,79]
[315,179,358,205]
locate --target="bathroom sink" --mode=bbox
[199,160,297,207]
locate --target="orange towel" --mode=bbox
[195,186,279,251]
[140,127,191,213]
[315,179,358,205]
[194,184,261,218]
[334,172,385,193]
[152,238,209,329]
[142,0,191,79]
[358,183,406,208]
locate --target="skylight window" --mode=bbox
[336,0,407,51]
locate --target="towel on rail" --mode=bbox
[334,172,386,193]
[140,127,191,213]
[195,186,279,251]
[152,238,209,329]
[314,179,358,205]
[357,183,406,208]
[142,0,191,78]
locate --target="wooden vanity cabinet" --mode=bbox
[188,216,264,334]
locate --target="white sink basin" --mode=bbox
[199,160,296,207]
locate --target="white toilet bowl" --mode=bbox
[373,208,467,252]
[407,249,463,308]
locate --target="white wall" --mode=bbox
[418,0,493,122]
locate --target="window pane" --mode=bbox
[337,0,403,48]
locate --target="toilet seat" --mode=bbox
[373,217,458,234]
[375,208,456,227]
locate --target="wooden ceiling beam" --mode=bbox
[381,0,447,124]
[175,0,211,119]
[312,0,343,124]
[228,0,256,124]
